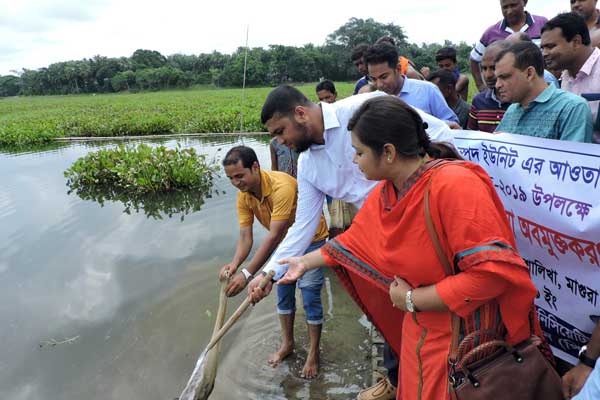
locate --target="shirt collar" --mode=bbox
[524,83,556,108]
[399,75,412,95]
[486,88,506,107]
[576,47,600,78]
[314,101,340,149]
[500,11,534,33]
[256,169,272,203]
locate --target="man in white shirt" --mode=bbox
[249,86,454,294]
[247,85,453,398]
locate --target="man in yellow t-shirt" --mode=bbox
[219,145,328,379]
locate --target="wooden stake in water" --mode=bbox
[178,271,275,400]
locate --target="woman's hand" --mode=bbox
[389,276,412,311]
[277,257,307,285]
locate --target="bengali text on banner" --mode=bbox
[453,131,600,364]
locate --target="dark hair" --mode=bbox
[427,68,457,86]
[261,85,310,124]
[435,47,457,63]
[222,146,259,169]
[351,43,369,62]
[347,96,461,161]
[542,12,591,46]
[375,36,396,46]
[364,43,399,69]
[316,79,337,94]
[426,142,462,159]
[495,41,544,77]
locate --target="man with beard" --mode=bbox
[220,145,329,379]
[248,85,453,399]
[541,12,600,143]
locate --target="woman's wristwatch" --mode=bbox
[579,345,597,368]
[406,290,418,312]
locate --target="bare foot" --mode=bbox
[301,351,319,379]
[267,342,294,367]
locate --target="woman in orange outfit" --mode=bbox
[278,96,549,400]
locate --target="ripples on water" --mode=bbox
[0,136,370,400]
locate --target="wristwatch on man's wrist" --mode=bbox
[240,268,253,282]
[579,345,597,369]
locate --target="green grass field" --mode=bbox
[0,83,356,145]
[0,78,479,146]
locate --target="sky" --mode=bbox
[0,0,571,75]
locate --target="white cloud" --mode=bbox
[62,263,118,322]
[0,0,568,75]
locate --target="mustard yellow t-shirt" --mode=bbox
[236,169,328,243]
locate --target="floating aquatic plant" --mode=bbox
[64,143,220,219]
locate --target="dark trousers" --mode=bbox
[383,341,399,385]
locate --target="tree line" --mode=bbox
[0,18,473,97]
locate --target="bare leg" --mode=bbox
[301,323,321,379]
[267,313,295,367]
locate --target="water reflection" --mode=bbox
[67,185,213,221]
[0,136,370,400]
[0,141,71,155]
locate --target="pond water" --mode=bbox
[0,136,371,400]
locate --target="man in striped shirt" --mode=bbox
[468,41,512,132]
[470,0,547,92]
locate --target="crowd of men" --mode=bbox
[351,5,599,144]
[218,2,600,400]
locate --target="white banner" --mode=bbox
[453,131,600,364]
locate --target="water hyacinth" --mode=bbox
[64,144,220,219]
[0,84,355,145]
[64,143,219,194]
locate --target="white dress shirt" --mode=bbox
[263,91,454,279]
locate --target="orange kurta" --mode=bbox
[321,160,544,400]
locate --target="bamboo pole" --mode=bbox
[193,279,229,400]
[204,271,275,354]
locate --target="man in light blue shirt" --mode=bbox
[495,41,592,142]
[564,322,600,399]
[365,43,460,126]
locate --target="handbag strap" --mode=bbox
[423,165,461,365]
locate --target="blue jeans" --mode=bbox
[276,240,325,325]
